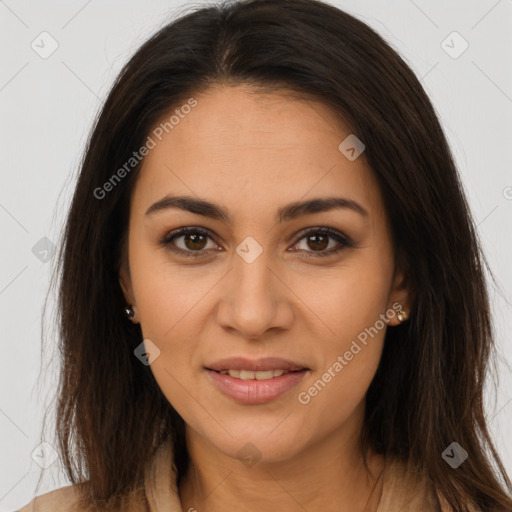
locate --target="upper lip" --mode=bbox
[205,357,309,372]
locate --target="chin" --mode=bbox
[199,420,313,465]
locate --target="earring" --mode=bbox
[124,306,135,320]
[397,310,408,323]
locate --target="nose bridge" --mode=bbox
[217,235,290,338]
[235,236,276,309]
[236,242,274,296]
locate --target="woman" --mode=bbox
[17,0,512,510]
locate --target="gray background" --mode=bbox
[1,0,511,510]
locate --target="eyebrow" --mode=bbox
[145,194,368,222]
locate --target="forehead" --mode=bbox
[132,85,384,224]
[155,85,352,154]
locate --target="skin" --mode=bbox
[119,84,412,512]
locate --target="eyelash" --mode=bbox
[159,226,355,259]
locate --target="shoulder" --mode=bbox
[16,483,87,512]
[16,482,150,512]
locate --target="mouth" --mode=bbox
[204,357,310,405]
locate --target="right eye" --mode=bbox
[160,227,220,258]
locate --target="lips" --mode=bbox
[204,357,310,404]
[205,368,308,405]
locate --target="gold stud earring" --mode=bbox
[397,310,408,323]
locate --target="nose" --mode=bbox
[215,245,294,340]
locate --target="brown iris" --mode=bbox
[306,233,329,251]
[184,233,208,250]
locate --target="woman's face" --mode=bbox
[120,85,410,464]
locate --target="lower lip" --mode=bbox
[205,369,308,405]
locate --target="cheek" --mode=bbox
[297,257,391,414]
[128,251,211,412]
[312,262,393,342]
[129,243,219,339]
[299,378,377,456]
[147,355,211,440]
[295,326,385,442]
[329,335,385,401]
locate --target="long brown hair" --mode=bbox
[36,0,512,510]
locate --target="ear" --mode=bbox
[386,267,414,326]
[119,262,139,323]
[119,264,134,303]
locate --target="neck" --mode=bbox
[179,421,385,512]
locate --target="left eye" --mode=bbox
[160,227,353,258]
[293,229,350,257]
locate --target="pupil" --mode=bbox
[186,233,206,250]
[309,234,328,251]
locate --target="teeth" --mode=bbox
[218,369,289,380]
[240,370,255,380]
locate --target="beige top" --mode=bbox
[16,438,449,512]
